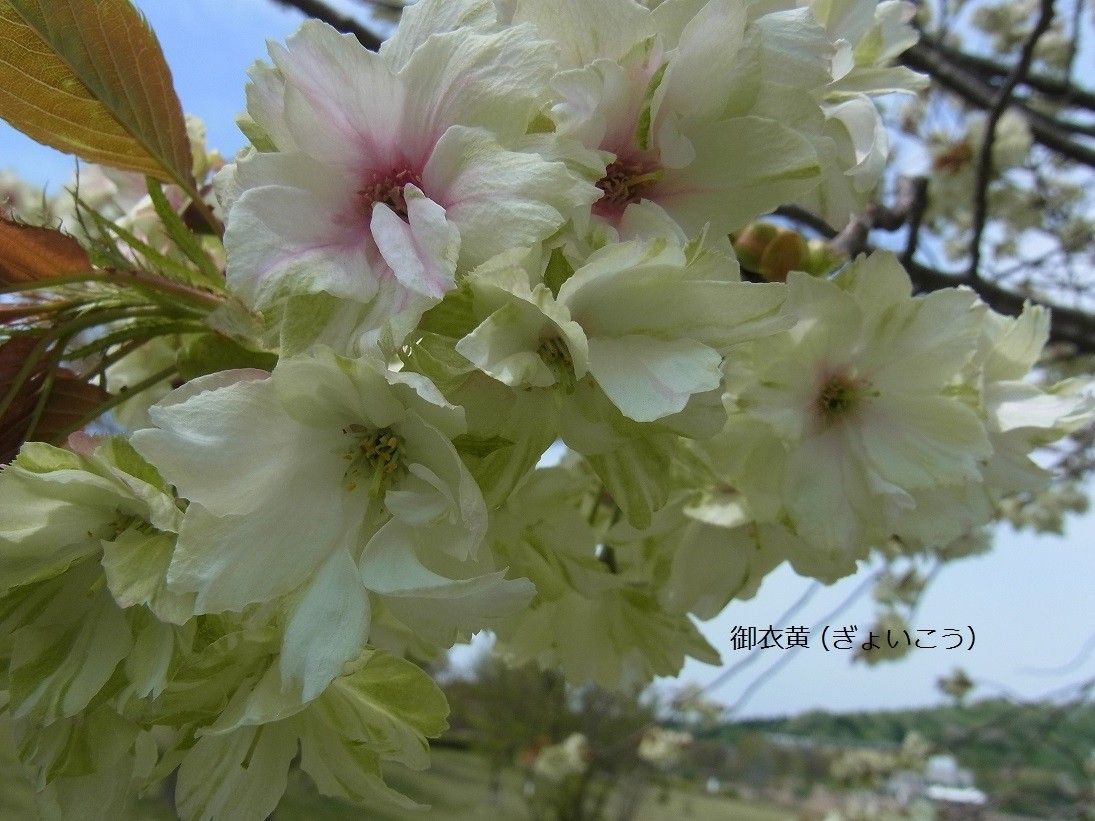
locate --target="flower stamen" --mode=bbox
[815,372,873,423]
[596,159,663,211]
[537,334,576,390]
[358,169,422,222]
[537,335,572,370]
[342,424,405,495]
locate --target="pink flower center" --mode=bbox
[595,158,663,214]
[359,169,422,223]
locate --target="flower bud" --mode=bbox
[731,221,780,272]
[733,223,811,282]
[803,239,845,277]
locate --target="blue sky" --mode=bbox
[1,0,1091,719]
[672,510,1095,718]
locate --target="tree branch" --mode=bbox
[828,177,927,259]
[902,42,1095,168]
[268,0,384,49]
[1054,116,1095,139]
[915,33,1095,112]
[901,177,929,268]
[967,0,1057,280]
[348,0,409,12]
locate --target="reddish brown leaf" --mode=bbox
[0,217,91,284]
[0,335,108,463]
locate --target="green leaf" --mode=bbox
[176,334,277,381]
[27,708,145,818]
[101,523,193,625]
[80,204,203,285]
[451,433,515,458]
[416,284,478,338]
[276,292,340,358]
[310,650,449,771]
[174,722,297,821]
[298,714,425,812]
[543,248,574,296]
[235,112,277,153]
[635,61,667,151]
[0,447,120,589]
[586,438,673,530]
[401,332,475,395]
[8,564,133,726]
[8,440,82,474]
[0,0,196,195]
[98,437,168,493]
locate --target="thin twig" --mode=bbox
[914,32,1095,111]
[700,581,821,695]
[1,269,227,312]
[901,177,929,268]
[828,177,927,258]
[1054,116,1095,138]
[105,268,227,311]
[58,364,179,439]
[1018,629,1095,676]
[1063,0,1087,93]
[903,41,1095,168]
[349,0,408,12]
[967,0,1057,281]
[722,570,883,715]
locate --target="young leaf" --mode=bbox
[145,178,222,287]
[0,217,91,284]
[176,334,278,381]
[0,0,196,195]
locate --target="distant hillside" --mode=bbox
[709,698,1094,816]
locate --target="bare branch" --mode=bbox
[1054,116,1095,139]
[902,42,1095,168]
[723,571,881,714]
[829,177,927,258]
[1063,0,1087,88]
[915,33,1095,112]
[268,0,384,49]
[901,177,929,268]
[348,0,409,12]
[967,0,1057,280]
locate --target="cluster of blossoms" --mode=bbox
[637,726,693,768]
[916,79,1093,272]
[920,110,1087,264]
[925,110,1032,235]
[1,0,1090,817]
[829,730,931,788]
[531,732,591,782]
[969,0,1072,68]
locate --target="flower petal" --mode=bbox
[586,335,722,422]
[281,548,371,702]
